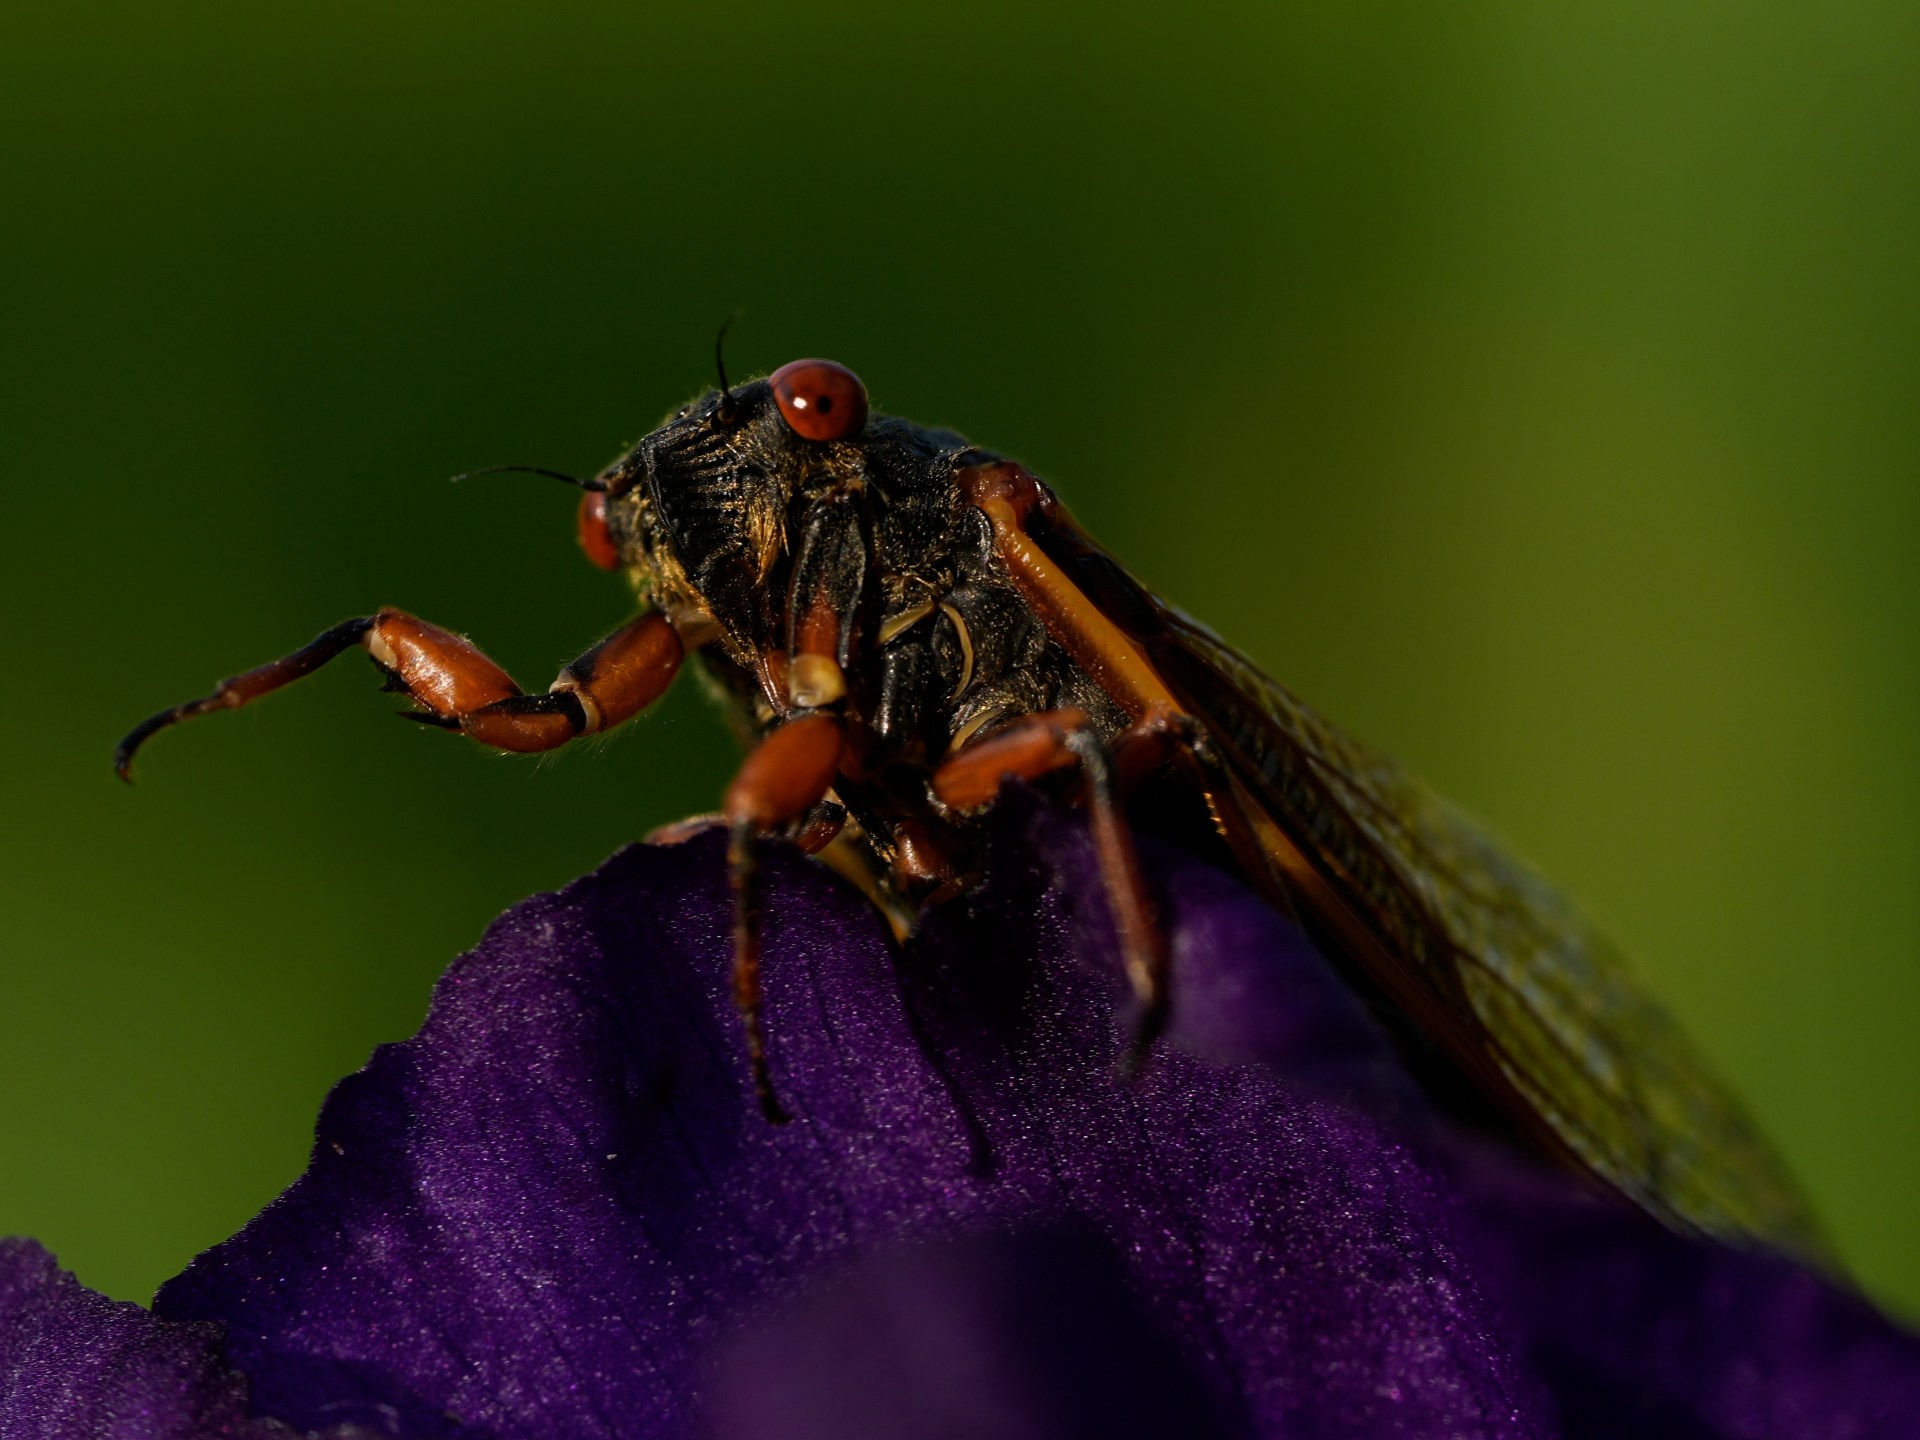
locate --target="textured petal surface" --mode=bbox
[1452,1148,1920,1440]
[0,1237,332,1439]
[149,801,1553,1438]
[708,1226,1234,1440]
[11,793,1900,1440]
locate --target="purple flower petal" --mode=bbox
[0,1236,336,1439]
[1451,1147,1920,1439]
[992,793,1410,1101]
[150,802,1554,1438]
[14,792,1910,1439]
[709,1226,1233,1440]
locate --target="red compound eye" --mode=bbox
[577,491,621,570]
[769,358,869,442]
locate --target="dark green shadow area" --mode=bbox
[1,0,1914,1316]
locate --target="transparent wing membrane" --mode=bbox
[1170,617,1824,1261]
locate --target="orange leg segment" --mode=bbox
[116,617,377,779]
[929,707,1089,812]
[115,609,683,777]
[722,711,846,1123]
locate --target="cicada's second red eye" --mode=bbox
[770,358,869,442]
[577,491,621,570]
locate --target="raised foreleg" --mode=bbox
[115,608,683,777]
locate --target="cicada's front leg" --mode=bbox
[114,608,684,778]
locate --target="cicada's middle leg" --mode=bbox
[719,711,847,1125]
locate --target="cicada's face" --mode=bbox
[598,362,972,668]
[607,380,799,647]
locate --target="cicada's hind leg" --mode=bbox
[1107,706,1312,935]
[721,712,847,1124]
[114,608,684,777]
[947,460,1331,1071]
[931,708,1171,1075]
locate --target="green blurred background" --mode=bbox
[3,1,1915,1317]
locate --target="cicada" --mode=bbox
[117,356,1821,1263]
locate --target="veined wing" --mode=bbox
[1040,519,1824,1262]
